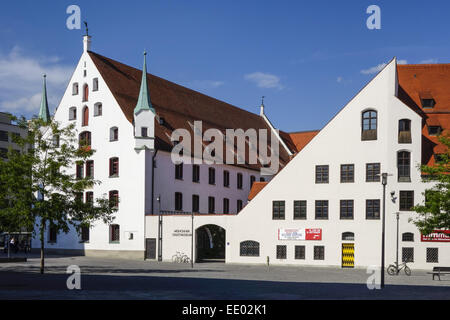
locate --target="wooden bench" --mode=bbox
[428,267,450,280]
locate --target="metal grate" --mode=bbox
[276,245,287,259]
[402,247,414,262]
[314,246,325,260]
[427,248,439,263]
[295,246,305,260]
[240,241,260,257]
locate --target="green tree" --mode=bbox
[0,116,116,273]
[412,134,450,235]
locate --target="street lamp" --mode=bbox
[380,173,392,288]
[157,195,162,262]
[191,210,194,269]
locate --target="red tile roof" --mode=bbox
[280,130,320,154]
[88,51,290,171]
[248,182,268,200]
[397,64,450,166]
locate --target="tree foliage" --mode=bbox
[0,116,116,272]
[412,134,450,235]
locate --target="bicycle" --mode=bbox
[387,260,411,276]
[172,251,191,264]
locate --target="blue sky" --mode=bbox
[0,0,449,132]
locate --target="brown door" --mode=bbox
[83,107,89,126]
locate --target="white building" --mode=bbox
[32,34,450,270]
[32,35,291,259]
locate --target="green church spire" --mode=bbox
[134,51,154,114]
[38,74,51,123]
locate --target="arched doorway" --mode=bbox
[196,224,225,262]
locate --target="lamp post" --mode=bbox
[157,195,162,262]
[191,210,194,269]
[381,173,387,288]
[395,212,400,274]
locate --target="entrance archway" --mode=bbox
[195,224,225,262]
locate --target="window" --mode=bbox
[366,163,380,182]
[237,200,243,212]
[110,127,118,141]
[208,167,215,185]
[342,232,355,241]
[93,78,99,91]
[79,131,91,148]
[109,191,119,208]
[250,175,256,188]
[237,173,243,189]
[315,165,329,183]
[76,162,84,179]
[109,158,119,177]
[82,106,89,126]
[341,164,354,183]
[192,165,200,183]
[85,191,94,206]
[422,98,436,108]
[276,245,287,259]
[52,135,60,147]
[398,119,412,143]
[175,163,183,180]
[141,127,148,137]
[192,195,199,213]
[240,241,260,257]
[366,199,380,219]
[223,198,229,214]
[223,170,230,187]
[83,84,89,102]
[85,160,94,178]
[48,226,57,243]
[428,126,442,136]
[340,200,354,219]
[426,248,438,263]
[110,224,120,243]
[260,177,265,182]
[294,200,307,220]
[94,103,102,116]
[402,247,414,262]
[272,201,285,220]
[81,226,90,243]
[0,130,8,142]
[72,83,79,95]
[208,196,215,213]
[295,246,305,260]
[315,200,328,220]
[0,148,8,159]
[175,192,183,211]
[402,232,414,242]
[398,151,411,182]
[314,246,325,260]
[362,110,377,140]
[69,107,77,120]
[399,191,414,211]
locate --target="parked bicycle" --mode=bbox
[387,260,411,276]
[172,251,191,264]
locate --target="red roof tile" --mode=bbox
[248,182,268,200]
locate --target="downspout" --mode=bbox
[151,149,158,214]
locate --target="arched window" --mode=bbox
[79,131,91,149]
[398,151,411,182]
[69,107,77,120]
[82,106,89,126]
[342,232,355,241]
[240,240,260,257]
[402,232,414,242]
[398,119,412,143]
[110,127,118,141]
[362,110,377,141]
[83,84,89,102]
[94,102,102,116]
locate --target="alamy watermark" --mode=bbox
[366,5,381,30]
[366,265,381,290]
[170,121,280,176]
[66,265,81,290]
[66,5,81,30]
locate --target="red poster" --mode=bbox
[305,228,322,240]
[421,230,450,242]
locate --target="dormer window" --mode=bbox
[72,83,79,95]
[362,110,377,141]
[398,119,411,144]
[428,126,442,136]
[421,98,436,108]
